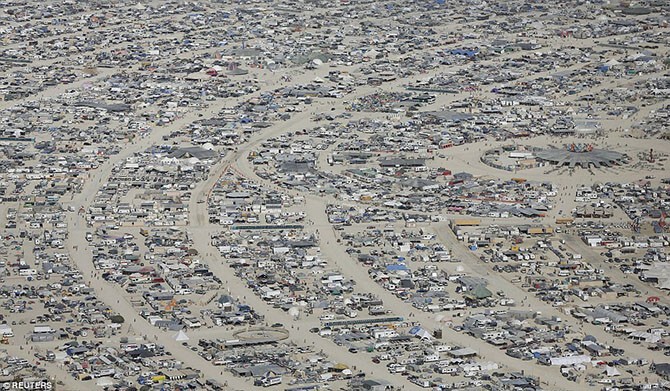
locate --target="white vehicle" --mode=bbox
[434,345,452,352]
[33,326,54,334]
[388,364,406,373]
[261,376,282,387]
[0,325,14,337]
[184,318,201,328]
[19,269,37,277]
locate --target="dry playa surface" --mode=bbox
[0,1,669,391]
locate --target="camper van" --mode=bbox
[319,314,334,321]
[388,364,406,374]
[260,376,282,387]
[0,325,14,337]
[33,325,55,334]
[19,269,38,277]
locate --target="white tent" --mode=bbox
[604,59,621,68]
[320,373,333,381]
[414,328,433,341]
[549,355,591,366]
[173,330,189,342]
[96,378,114,387]
[605,366,621,377]
[366,49,380,58]
[288,307,300,319]
[658,278,670,290]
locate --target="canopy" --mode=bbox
[605,366,621,377]
[173,330,189,341]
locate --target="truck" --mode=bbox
[260,376,282,387]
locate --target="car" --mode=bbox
[348,347,358,353]
[309,327,320,333]
[271,323,283,328]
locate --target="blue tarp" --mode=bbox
[409,325,422,335]
[386,264,409,271]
